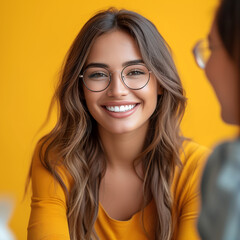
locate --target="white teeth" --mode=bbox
[106,104,136,112]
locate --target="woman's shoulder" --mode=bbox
[180,139,210,167]
[171,140,210,228]
[172,140,210,194]
[31,136,73,198]
[28,137,71,240]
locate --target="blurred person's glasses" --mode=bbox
[192,39,211,69]
[79,64,151,92]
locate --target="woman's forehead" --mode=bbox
[85,30,142,67]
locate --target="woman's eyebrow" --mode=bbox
[122,59,144,67]
[84,63,109,69]
[84,59,144,70]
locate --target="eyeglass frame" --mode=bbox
[79,63,152,92]
[192,39,209,69]
[192,38,217,70]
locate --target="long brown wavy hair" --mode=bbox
[29,8,187,240]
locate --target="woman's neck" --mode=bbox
[98,124,148,171]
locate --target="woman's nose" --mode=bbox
[106,72,129,97]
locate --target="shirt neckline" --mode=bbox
[98,198,155,224]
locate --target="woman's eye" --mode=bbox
[127,70,145,76]
[89,72,108,79]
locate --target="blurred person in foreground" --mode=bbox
[192,0,240,239]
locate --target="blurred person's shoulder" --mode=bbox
[203,137,240,188]
[204,138,240,173]
[199,138,240,240]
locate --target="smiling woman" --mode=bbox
[27,8,209,240]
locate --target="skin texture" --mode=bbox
[205,22,239,125]
[83,30,161,220]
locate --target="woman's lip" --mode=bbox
[102,101,139,107]
[102,103,140,118]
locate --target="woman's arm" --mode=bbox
[27,144,71,240]
[173,142,209,240]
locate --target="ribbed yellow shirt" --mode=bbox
[28,141,209,240]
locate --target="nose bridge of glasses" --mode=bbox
[109,69,127,89]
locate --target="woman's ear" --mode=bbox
[157,83,163,95]
[153,75,163,95]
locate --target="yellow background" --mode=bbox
[0,0,238,239]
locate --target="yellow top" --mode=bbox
[28,141,209,240]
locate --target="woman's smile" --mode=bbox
[102,102,140,119]
[105,104,136,113]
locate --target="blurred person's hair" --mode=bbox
[216,0,240,72]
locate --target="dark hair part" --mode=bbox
[32,8,186,240]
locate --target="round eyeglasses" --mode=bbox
[192,39,211,69]
[79,64,151,92]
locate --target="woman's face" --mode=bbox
[205,22,239,125]
[83,30,161,135]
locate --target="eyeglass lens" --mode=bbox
[194,39,211,69]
